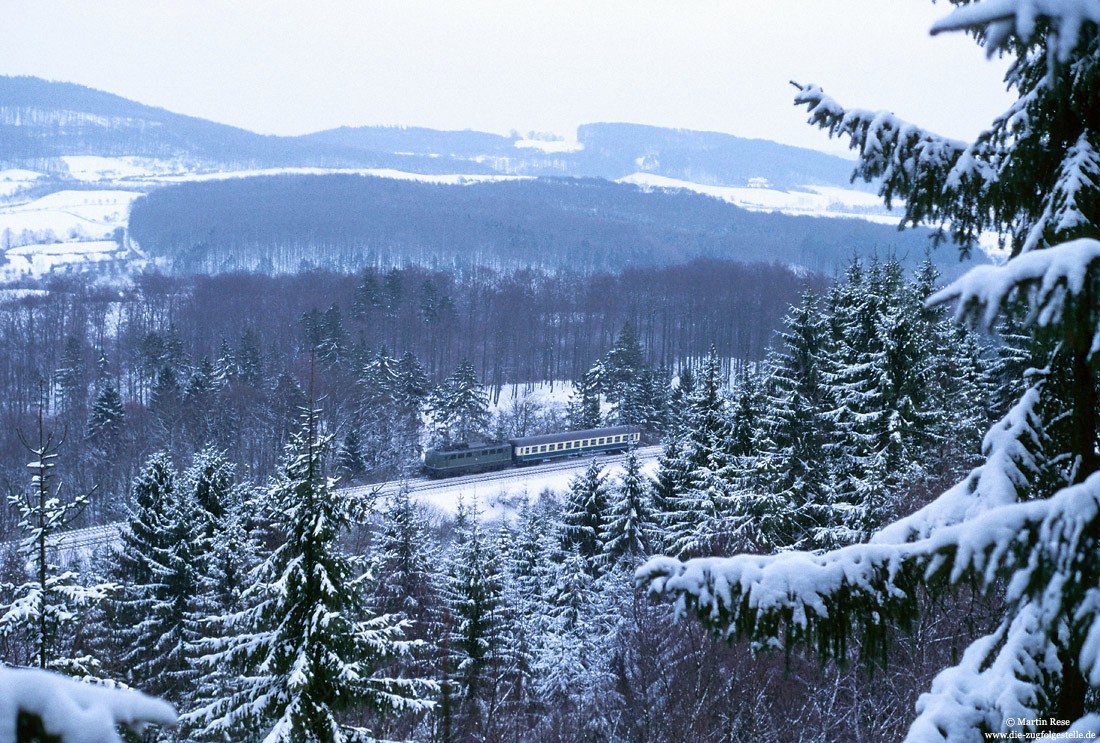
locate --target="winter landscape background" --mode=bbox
[2,1,1100,742]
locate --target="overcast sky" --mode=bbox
[2,0,1013,154]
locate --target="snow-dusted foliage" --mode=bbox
[930,0,1100,59]
[186,407,434,743]
[793,0,1100,259]
[0,666,175,743]
[641,2,1100,739]
[0,408,112,674]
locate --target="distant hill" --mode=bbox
[0,76,868,190]
[4,76,979,283]
[299,122,865,191]
[0,76,486,174]
[128,173,977,278]
[569,123,862,191]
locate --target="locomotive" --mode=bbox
[423,425,642,478]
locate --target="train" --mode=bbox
[423,425,642,478]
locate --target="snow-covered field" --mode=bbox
[0,189,144,278]
[57,155,532,188]
[3,240,129,278]
[0,168,44,198]
[617,172,902,224]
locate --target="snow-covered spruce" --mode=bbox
[0,404,112,674]
[641,2,1100,739]
[184,407,434,743]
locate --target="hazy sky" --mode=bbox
[2,0,1013,154]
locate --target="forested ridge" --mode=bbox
[128,173,967,276]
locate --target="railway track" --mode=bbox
[18,445,663,562]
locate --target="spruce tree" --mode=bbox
[566,368,602,431]
[86,382,124,446]
[374,485,440,637]
[604,449,655,564]
[641,6,1100,736]
[430,360,489,445]
[189,406,433,743]
[0,400,110,674]
[445,505,520,741]
[109,452,201,705]
[335,428,366,481]
[394,351,429,414]
[560,460,611,571]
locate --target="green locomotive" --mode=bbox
[423,425,641,478]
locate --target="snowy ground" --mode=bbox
[0,189,144,279]
[0,168,45,198]
[617,172,901,224]
[489,380,574,415]
[360,446,663,523]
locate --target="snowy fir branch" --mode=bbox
[930,0,1100,59]
[0,666,176,743]
[928,238,1100,333]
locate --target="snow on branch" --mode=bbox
[927,238,1100,332]
[791,82,994,246]
[931,0,1100,59]
[0,667,176,743]
[903,603,1052,742]
[873,384,1043,544]
[638,471,1100,662]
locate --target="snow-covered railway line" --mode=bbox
[18,445,661,563]
[344,445,662,502]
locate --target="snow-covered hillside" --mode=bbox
[0,161,529,280]
[617,172,901,224]
[0,189,144,279]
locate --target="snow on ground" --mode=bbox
[55,156,533,188]
[617,172,902,225]
[148,166,531,187]
[395,448,662,523]
[489,380,574,416]
[514,138,584,154]
[0,190,141,242]
[0,168,44,198]
[60,155,194,180]
[0,190,144,279]
[3,240,126,278]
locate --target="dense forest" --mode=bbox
[0,256,1014,742]
[0,258,811,528]
[128,173,964,276]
